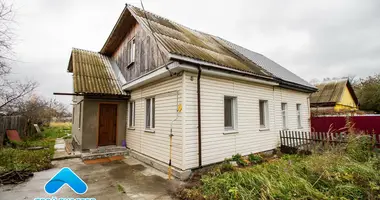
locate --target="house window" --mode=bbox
[145,97,155,129]
[281,103,287,129]
[296,103,302,128]
[259,100,269,129]
[129,38,135,64]
[128,101,135,127]
[224,96,237,130]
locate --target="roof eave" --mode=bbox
[169,53,275,82]
[277,78,318,93]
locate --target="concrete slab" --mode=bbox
[0,157,180,200]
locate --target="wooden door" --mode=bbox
[98,104,117,146]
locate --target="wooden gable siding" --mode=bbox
[112,22,169,83]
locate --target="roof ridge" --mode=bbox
[127,5,216,39]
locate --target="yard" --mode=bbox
[0,123,71,183]
[179,135,380,200]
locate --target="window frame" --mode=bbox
[281,102,288,129]
[296,103,302,128]
[224,96,237,131]
[145,97,155,130]
[130,37,135,64]
[128,101,136,128]
[259,100,269,129]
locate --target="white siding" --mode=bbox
[126,75,184,169]
[183,71,310,169]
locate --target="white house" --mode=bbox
[66,4,317,179]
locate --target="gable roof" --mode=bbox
[310,79,358,106]
[99,4,316,92]
[68,48,126,95]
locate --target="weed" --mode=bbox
[248,153,263,164]
[182,135,380,200]
[232,154,249,167]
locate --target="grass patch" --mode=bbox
[181,135,380,199]
[0,124,72,175]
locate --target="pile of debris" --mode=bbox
[0,170,33,185]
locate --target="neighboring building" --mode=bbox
[66,4,316,178]
[310,79,358,112]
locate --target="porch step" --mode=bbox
[89,146,127,154]
[81,151,128,161]
[81,146,129,161]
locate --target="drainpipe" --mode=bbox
[197,66,202,167]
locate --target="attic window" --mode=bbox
[128,38,136,65]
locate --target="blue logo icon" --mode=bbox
[44,167,88,195]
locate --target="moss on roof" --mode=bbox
[68,48,125,95]
[129,6,268,76]
[310,79,351,105]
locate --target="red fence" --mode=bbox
[311,115,380,134]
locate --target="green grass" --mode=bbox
[181,136,380,200]
[0,124,72,175]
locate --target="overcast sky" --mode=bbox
[7,0,380,107]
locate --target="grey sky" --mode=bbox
[7,0,380,107]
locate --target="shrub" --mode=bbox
[232,154,249,166]
[346,134,374,162]
[248,153,263,164]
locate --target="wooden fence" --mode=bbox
[279,130,380,153]
[0,116,28,147]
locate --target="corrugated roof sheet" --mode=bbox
[128,6,269,77]
[219,39,315,88]
[68,48,126,95]
[310,79,348,104]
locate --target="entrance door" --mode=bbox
[98,104,117,146]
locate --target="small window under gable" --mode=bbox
[127,37,136,67]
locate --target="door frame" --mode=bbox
[97,102,119,147]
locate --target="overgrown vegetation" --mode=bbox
[179,135,380,200]
[0,124,71,175]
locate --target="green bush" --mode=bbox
[232,154,248,167]
[248,153,263,164]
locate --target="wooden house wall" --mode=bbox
[112,22,169,83]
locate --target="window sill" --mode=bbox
[259,128,270,131]
[128,127,135,130]
[144,129,155,133]
[223,130,238,135]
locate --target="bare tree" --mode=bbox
[0,1,37,112]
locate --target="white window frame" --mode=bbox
[259,100,269,129]
[145,97,155,130]
[130,38,135,64]
[281,103,288,129]
[224,96,237,131]
[296,103,302,128]
[128,101,135,128]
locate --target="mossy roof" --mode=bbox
[310,79,357,105]
[128,6,269,77]
[68,48,125,95]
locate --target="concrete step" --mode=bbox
[89,146,127,154]
[81,150,129,161]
